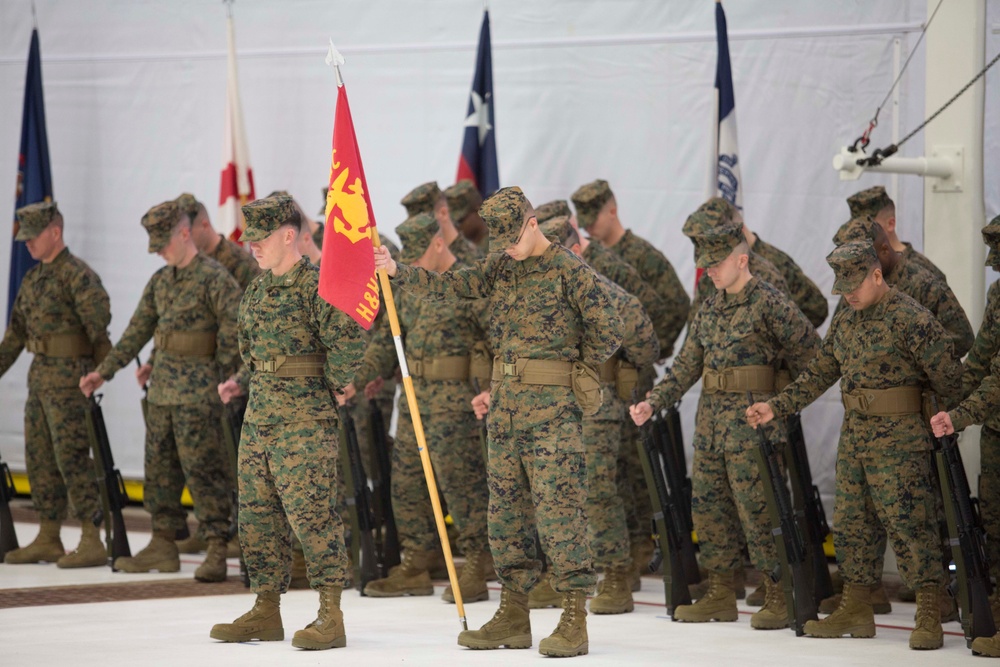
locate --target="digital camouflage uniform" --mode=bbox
[353,214,490,566]
[0,203,111,526]
[957,217,1000,577]
[646,225,820,581]
[444,179,489,254]
[392,187,624,596]
[95,202,240,541]
[233,196,365,593]
[847,185,948,284]
[403,180,482,267]
[751,236,828,328]
[766,241,962,591]
[571,180,690,358]
[206,235,261,292]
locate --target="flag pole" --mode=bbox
[326,42,468,632]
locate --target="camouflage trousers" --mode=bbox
[393,408,489,557]
[982,426,1000,579]
[488,408,594,594]
[585,418,630,569]
[691,442,779,576]
[239,419,349,593]
[833,445,942,589]
[23,387,101,522]
[618,419,654,543]
[144,402,231,540]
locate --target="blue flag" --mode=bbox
[8,29,53,323]
[455,9,499,198]
[714,1,742,211]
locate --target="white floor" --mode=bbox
[0,522,979,666]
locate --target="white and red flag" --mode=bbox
[217,7,255,242]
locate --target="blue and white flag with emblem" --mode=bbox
[714,0,742,212]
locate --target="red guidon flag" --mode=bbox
[217,9,255,243]
[318,84,380,330]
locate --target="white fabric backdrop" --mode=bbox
[0,1,953,523]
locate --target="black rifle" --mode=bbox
[931,398,996,646]
[339,404,379,593]
[650,404,700,585]
[0,454,19,559]
[749,393,816,635]
[220,388,250,587]
[368,398,400,576]
[85,392,131,569]
[784,413,834,605]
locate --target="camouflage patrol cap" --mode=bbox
[443,180,481,224]
[401,182,442,217]
[571,179,614,230]
[538,216,576,246]
[14,201,61,241]
[241,195,298,243]
[268,190,290,199]
[396,213,439,263]
[682,197,736,238]
[691,221,745,269]
[481,186,531,253]
[983,215,1000,269]
[832,216,880,247]
[141,200,183,253]
[535,200,572,224]
[175,193,202,221]
[847,186,893,219]
[827,240,879,295]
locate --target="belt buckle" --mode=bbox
[259,359,276,373]
[411,359,424,377]
[502,362,517,377]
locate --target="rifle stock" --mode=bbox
[220,391,249,587]
[339,404,379,593]
[0,455,19,558]
[368,398,401,575]
[651,404,700,585]
[85,393,131,569]
[749,393,817,635]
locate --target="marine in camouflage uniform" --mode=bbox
[353,213,491,603]
[847,185,947,283]
[210,195,365,650]
[81,201,240,582]
[378,186,624,657]
[535,216,660,615]
[403,181,483,266]
[834,217,973,357]
[1,202,111,568]
[444,179,489,252]
[747,240,962,650]
[633,220,820,629]
[571,179,689,357]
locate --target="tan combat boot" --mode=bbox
[57,521,106,568]
[226,536,241,559]
[442,550,490,603]
[820,582,892,614]
[364,549,435,597]
[590,565,634,614]
[176,534,206,554]
[803,582,876,638]
[194,537,228,582]
[630,537,655,592]
[210,592,284,642]
[289,546,309,589]
[292,586,347,650]
[909,585,943,650]
[675,571,738,622]
[4,519,64,564]
[538,590,589,657]
[690,567,746,601]
[458,587,532,649]
[115,530,180,573]
[528,573,562,609]
[750,577,790,629]
[973,631,1000,657]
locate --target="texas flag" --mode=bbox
[455,9,499,198]
[217,9,255,242]
[318,79,380,331]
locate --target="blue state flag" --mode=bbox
[8,28,53,323]
[455,9,499,198]
[714,1,742,212]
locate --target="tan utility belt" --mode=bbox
[153,330,217,357]
[407,355,470,381]
[842,386,922,416]
[250,354,325,377]
[598,358,640,401]
[702,365,774,394]
[492,357,573,387]
[25,333,93,357]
